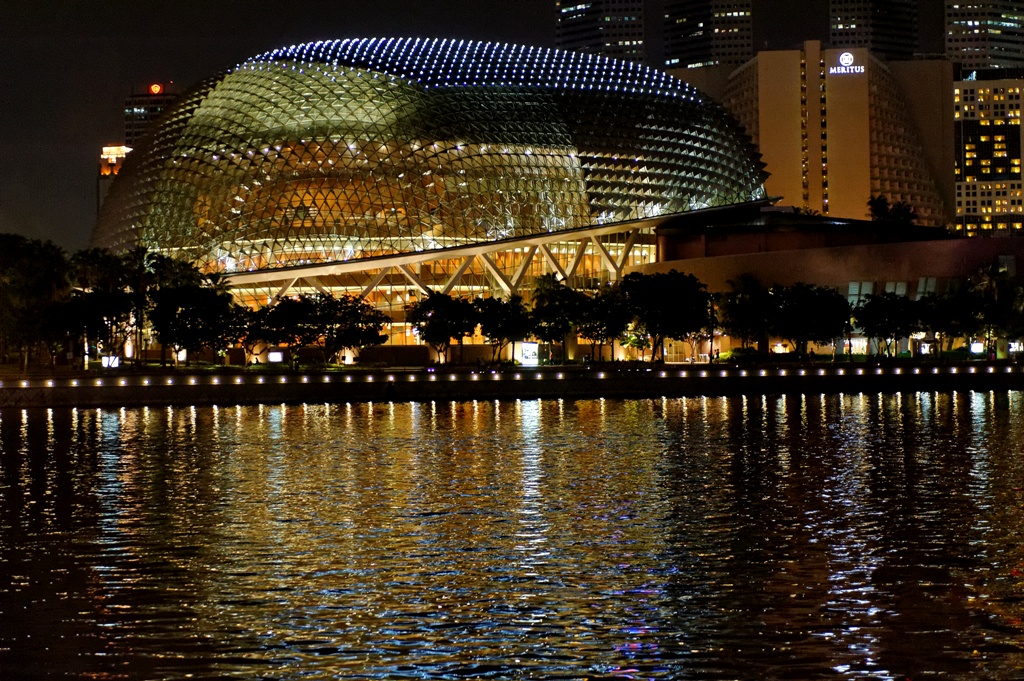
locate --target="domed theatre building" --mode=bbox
[94,38,768,344]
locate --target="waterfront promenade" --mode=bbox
[0,361,1022,408]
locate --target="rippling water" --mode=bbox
[2,393,1024,679]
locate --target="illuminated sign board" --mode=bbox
[149,83,164,95]
[101,145,131,163]
[829,52,864,75]
[520,342,539,366]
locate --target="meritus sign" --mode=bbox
[829,52,865,75]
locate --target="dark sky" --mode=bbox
[751,0,945,52]
[1,0,945,252]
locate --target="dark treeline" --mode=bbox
[407,266,1024,364]
[2,232,1020,370]
[719,268,1023,360]
[0,235,387,370]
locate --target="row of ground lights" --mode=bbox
[4,365,1018,389]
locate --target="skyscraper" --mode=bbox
[953,69,1024,234]
[947,4,1024,234]
[663,0,753,69]
[98,83,178,213]
[555,1,646,63]
[829,0,918,58]
[124,82,178,147]
[946,1,1024,69]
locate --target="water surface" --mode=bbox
[2,393,1024,679]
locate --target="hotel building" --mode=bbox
[124,82,178,147]
[722,41,953,225]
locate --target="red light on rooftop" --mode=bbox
[149,83,163,95]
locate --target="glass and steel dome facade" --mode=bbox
[94,38,767,273]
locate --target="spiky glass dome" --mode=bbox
[94,38,766,273]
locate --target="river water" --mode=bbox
[2,393,1024,679]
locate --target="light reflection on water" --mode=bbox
[1,393,1024,679]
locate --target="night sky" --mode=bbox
[1,0,942,252]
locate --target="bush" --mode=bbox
[722,347,761,364]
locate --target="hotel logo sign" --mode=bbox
[830,52,865,75]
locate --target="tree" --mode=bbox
[868,195,918,225]
[889,201,919,226]
[620,270,712,362]
[855,291,920,357]
[67,248,134,366]
[237,306,268,365]
[575,284,631,361]
[815,287,855,360]
[210,297,253,364]
[406,291,478,363]
[771,283,850,359]
[867,195,891,221]
[621,329,652,361]
[918,290,977,357]
[969,264,1024,355]
[64,247,216,367]
[120,247,153,365]
[719,273,772,352]
[0,235,72,370]
[321,294,390,363]
[216,292,388,367]
[149,275,244,365]
[530,273,583,363]
[474,294,533,363]
[256,294,331,367]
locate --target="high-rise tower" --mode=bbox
[953,69,1024,234]
[124,82,178,147]
[830,0,918,58]
[663,0,753,69]
[555,1,646,63]
[98,83,179,214]
[946,1,1024,70]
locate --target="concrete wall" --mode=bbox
[637,235,1024,293]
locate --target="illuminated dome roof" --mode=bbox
[94,38,767,273]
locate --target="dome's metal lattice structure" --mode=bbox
[94,38,767,329]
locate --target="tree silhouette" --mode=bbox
[530,273,582,362]
[575,284,631,361]
[406,291,478,363]
[855,292,920,357]
[867,195,918,225]
[771,283,850,358]
[720,273,772,352]
[475,294,532,363]
[620,270,712,361]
